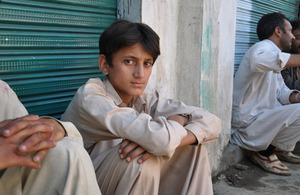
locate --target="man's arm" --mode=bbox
[285,54,300,68]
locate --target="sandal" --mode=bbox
[274,150,300,164]
[249,152,291,176]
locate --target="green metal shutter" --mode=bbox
[0,0,117,118]
[234,0,299,73]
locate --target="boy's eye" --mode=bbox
[124,59,133,65]
[144,62,153,67]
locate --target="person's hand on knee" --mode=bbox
[119,139,153,164]
[0,115,66,167]
[0,115,55,169]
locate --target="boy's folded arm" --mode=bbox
[71,85,221,157]
[82,107,188,157]
[184,109,222,144]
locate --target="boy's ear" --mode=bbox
[98,54,109,75]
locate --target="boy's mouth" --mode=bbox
[131,82,144,87]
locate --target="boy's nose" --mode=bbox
[134,64,144,77]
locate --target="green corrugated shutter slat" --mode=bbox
[234,0,299,73]
[0,0,117,118]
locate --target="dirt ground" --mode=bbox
[213,143,300,195]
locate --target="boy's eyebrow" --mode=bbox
[124,55,137,59]
[123,55,153,61]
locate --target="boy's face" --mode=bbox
[100,43,153,104]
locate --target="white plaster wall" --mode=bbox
[118,0,237,176]
[200,0,237,174]
[141,1,179,98]
[215,0,237,173]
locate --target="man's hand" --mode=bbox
[0,115,57,169]
[0,115,66,168]
[119,139,152,164]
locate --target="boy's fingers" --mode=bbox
[119,141,138,159]
[126,146,147,162]
[137,152,153,164]
[119,139,130,151]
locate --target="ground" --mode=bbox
[213,143,300,195]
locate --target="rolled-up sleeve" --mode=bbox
[185,108,222,144]
[278,75,298,105]
[250,41,290,73]
[149,92,221,145]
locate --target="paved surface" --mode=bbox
[213,143,300,195]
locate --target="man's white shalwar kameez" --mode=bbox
[231,39,300,152]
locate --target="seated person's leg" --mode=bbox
[94,144,162,195]
[232,105,300,176]
[0,167,22,195]
[159,144,213,195]
[271,116,300,163]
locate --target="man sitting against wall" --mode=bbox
[231,12,300,176]
[0,80,101,195]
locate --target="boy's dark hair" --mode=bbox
[99,19,161,66]
[290,19,300,31]
[256,12,289,41]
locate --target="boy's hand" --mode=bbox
[119,139,152,164]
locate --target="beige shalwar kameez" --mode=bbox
[62,78,221,195]
[231,39,300,152]
[0,80,101,195]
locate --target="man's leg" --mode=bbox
[0,167,22,195]
[231,104,300,175]
[231,104,300,152]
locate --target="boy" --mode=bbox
[62,20,221,195]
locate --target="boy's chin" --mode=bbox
[131,90,145,96]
